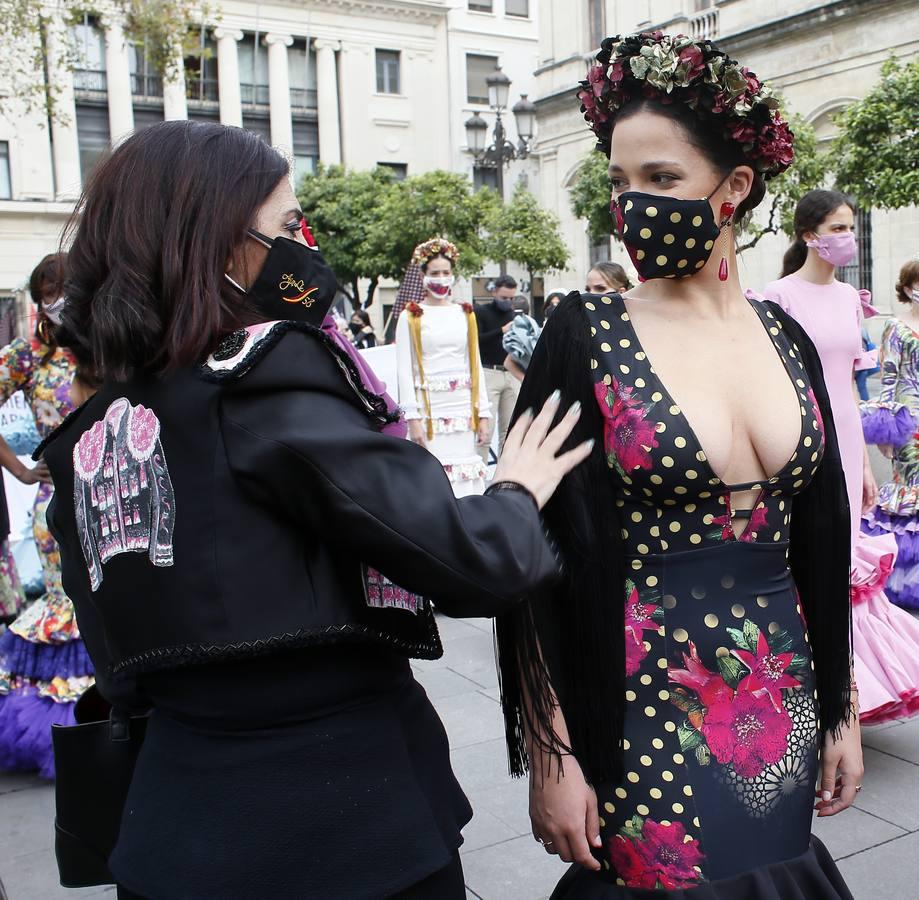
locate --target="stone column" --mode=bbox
[215,27,243,127]
[102,14,135,144]
[314,39,341,165]
[162,41,188,121]
[44,16,82,198]
[265,33,294,157]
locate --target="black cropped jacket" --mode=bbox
[38,322,559,708]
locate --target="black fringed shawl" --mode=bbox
[495,293,852,784]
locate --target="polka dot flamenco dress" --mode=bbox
[552,294,852,898]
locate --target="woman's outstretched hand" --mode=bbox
[492,391,594,509]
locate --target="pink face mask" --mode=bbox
[805,232,857,267]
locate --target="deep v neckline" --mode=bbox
[614,293,805,491]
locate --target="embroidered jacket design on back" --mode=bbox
[73,398,176,591]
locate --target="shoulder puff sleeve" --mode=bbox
[220,328,559,617]
[762,281,791,314]
[394,310,421,420]
[0,338,35,404]
[851,287,878,372]
[861,318,915,447]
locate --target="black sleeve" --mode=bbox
[475,306,505,342]
[768,301,852,738]
[220,329,559,618]
[496,293,626,782]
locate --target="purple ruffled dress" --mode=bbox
[0,339,93,779]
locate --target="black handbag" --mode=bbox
[51,685,149,888]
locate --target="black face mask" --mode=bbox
[495,297,514,312]
[611,181,727,281]
[349,322,363,335]
[229,229,340,326]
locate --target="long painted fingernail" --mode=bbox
[549,390,561,404]
[568,401,581,416]
[585,438,596,450]
[822,790,832,802]
[593,835,602,847]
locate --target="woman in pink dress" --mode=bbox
[762,189,919,725]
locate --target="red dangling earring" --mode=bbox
[718,201,735,282]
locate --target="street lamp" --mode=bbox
[464,69,535,198]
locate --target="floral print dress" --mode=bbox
[0,337,93,779]
[863,318,919,609]
[583,294,827,890]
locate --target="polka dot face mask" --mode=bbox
[611,183,727,281]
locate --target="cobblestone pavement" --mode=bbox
[1,611,918,899]
[1,447,917,898]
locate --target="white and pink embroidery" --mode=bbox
[73,398,176,591]
[364,566,422,614]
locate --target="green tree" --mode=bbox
[833,56,919,210]
[298,167,499,308]
[737,114,831,252]
[488,183,569,285]
[569,149,613,246]
[296,164,399,308]
[377,170,500,279]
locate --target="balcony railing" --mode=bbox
[240,82,271,107]
[73,68,107,96]
[186,77,219,103]
[290,87,318,111]
[131,72,163,99]
[689,8,719,41]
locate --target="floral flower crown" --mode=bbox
[412,237,460,268]
[578,32,794,180]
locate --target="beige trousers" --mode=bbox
[479,367,521,463]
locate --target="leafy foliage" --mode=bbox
[487,183,569,277]
[737,114,831,252]
[833,56,919,210]
[0,1,214,123]
[569,150,614,246]
[297,166,499,308]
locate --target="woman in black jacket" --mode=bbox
[350,309,379,350]
[40,121,591,900]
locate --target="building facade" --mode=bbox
[532,0,919,311]
[0,0,539,328]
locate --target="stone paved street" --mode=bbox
[1,613,918,898]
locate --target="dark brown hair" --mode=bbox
[61,120,289,380]
[588,261,632,291]
[613,99,766,221]
[419,254,453,274]
[895,258,919,305]
[780,189,855,278]
[352,309,373,328]
[29,252,67,305]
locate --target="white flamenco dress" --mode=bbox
[395,303,492,498]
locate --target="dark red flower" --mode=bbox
[807,387,824,436]
[608,58,627,86]
[610,835,652,888]
[678,46,705,80]
[640,819,705,889]
[611,406,659,472]
[461,302,474,314]
[741,66,762,93]
[738,505,768,543]
[733,630,800,709]
[728,120,758,147]
[406,302,423,317]
[669,639,733,708]
[701,688,792,777]
[625,584,658,675]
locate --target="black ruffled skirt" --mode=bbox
[551,837,852,899]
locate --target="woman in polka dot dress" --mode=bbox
[497,34,859,898]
